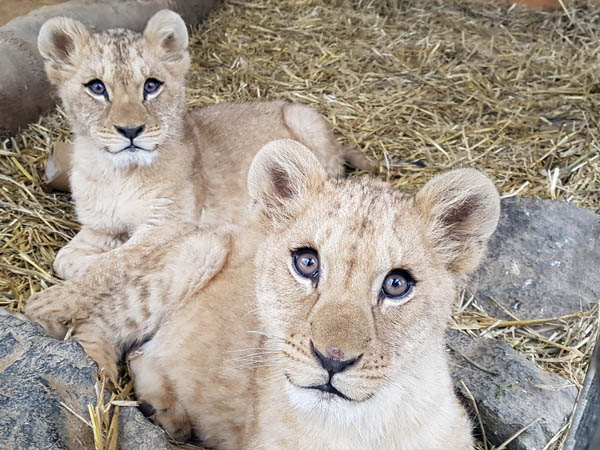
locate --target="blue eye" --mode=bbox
[381,270,415,300]
[84,79,106,97]
[143,78,163,97]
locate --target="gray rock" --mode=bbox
[119,406,171,450]
[447,329,578,450]
[471,197,599,320]
[564,333,600,450]
[0,314,170,450]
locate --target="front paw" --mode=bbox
[141,401,192,443]
[53,248,100,280]
[157,406,192,443]
[23,286,86,339]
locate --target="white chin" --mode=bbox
[286,382,346,414]
[285,382,367,426]
[107,149,159,168]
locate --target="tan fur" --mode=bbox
[34,140,500,448]
[26,10,371,345]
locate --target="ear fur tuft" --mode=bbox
[143,9,189,63]
[38,17,89,83]
[247,139,327,228]
[415,168,500,275]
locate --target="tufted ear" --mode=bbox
[248,139,327,228]
[38,17,89,83]
[144,9,189,63]
[415,168,500,275]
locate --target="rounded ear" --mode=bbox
[143,9,189,63]
[415,168,500,275]
[38,17,89,82]
[247,139,327,228]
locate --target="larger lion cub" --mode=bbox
[113,140,499,449]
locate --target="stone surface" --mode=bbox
[564,334,600,450]
[119,406,171,450]
[447,329,578,450]
[471,197,600,320]
[0,314,170,450]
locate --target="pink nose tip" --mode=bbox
[326,346,344,361]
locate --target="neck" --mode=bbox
[69,132,197,231]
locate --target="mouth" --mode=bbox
[286,374,354,402]
[109,144,154,154]
[307,382,353,401]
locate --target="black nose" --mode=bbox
[311,342,361,375]
[115,125,145,140]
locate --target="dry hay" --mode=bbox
[1,0,599,448]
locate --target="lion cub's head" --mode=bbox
[38,10,189,168]
[247,140,500,418]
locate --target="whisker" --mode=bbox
[263,372,287,383]
[242,307,261,317]
[225,347,280,354]
[225,351,280,358]
[247,330,286,342]
[225,362,281,371]
[280,350,316,366]
[225,353,280,363]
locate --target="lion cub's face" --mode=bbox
[248,140,500,418]
[38,10,190,168]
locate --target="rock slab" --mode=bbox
[471,197,600,320]
[564,334,600,450]
[0,314,171,450]
[447,329,578,450]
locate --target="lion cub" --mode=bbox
[35,9,367,281]
[55,140,499,448]
[26,10,369,338]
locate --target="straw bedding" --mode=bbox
[0,0,598,448]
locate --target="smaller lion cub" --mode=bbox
[67,140,499,449]
[26,10,370,352]
[33,9,366,283]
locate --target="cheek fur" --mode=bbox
[149,88,185,139]
[256,254,316,333]
[65,96,106,136]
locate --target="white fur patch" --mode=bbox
[107,148,159,168]
[285,381,366,426]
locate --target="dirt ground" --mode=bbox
[0,0,65,26]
